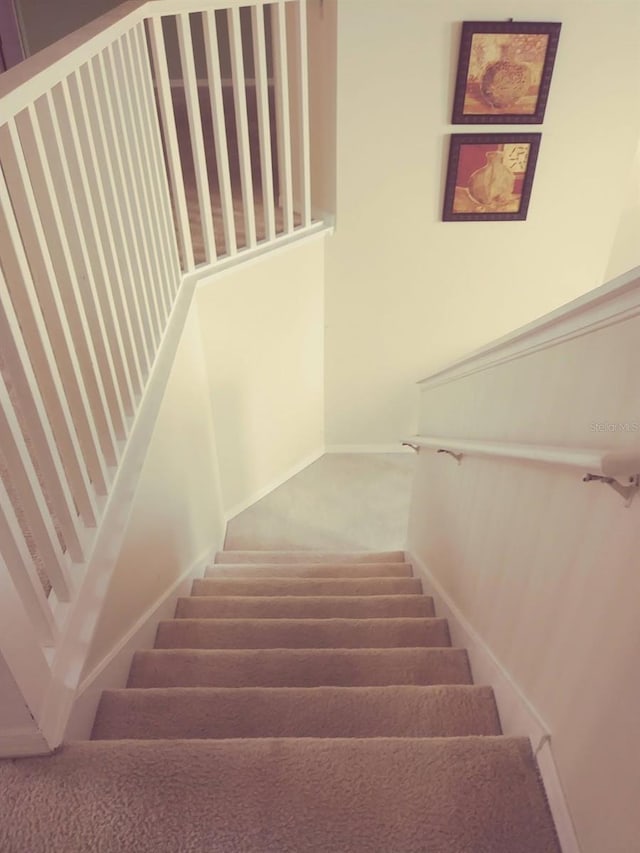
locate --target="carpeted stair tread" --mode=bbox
[128,647,472,688]
[175,593,436,619]
[214,549,407,564]
[155,616,451,649]
[205,562,414,578]
[4,547,558,850]
[192,576,422,597]
[92,684,501,740]
[0,737,561,853]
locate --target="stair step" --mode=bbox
[214,550,406,564]
[92,685,501,740]
[155,617,450,649]
[128,647,471,688]
[192,576,422,597]
[0,738,561,853]
[175,594,435,619]
[205,562,413,578]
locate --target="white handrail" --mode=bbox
[406,436,640,479]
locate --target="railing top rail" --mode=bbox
[405,436,640,479]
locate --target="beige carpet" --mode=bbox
[0,549,561,852]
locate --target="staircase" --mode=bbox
[0,550,561,852]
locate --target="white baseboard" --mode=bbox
[224,448,325,522]
[0,727,51,757]
[407,550,581,853]
[63,546,217,742]
[325,444,413,454]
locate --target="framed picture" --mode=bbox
[452,21,561,124]
[442,133,541,221]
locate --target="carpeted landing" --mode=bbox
[0,550,561,853]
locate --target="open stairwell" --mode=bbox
[0,550,561,852]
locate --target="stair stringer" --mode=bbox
[37,268,205,750]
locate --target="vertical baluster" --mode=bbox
[59,75,150,446]
[0,184,97,524]
[0,373,72,603]
[176,12,217,264]
[147,16,195,272]
[98,47,156,367]
[16,106,129,442]
[0,477,58,646]
[109,39,162,352]
[121,30,171,324]
[131,23,181,300]
[62,65,145,420]
[252,4,276,241]
[51,73,153,387]
[0,121,112,491]
[134,23,182,292]
[203,9,237,257]
[88,52,151,390]
[40,78,143,406]
[294,0,311,226]
[229,6,257,248]
[271,0,294,233]
[0,264,85,562]
[111,35,166,336]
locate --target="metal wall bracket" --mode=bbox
[437,449,463,465]
[583,473,640,508]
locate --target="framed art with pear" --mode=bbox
[451,21,561,124]
[442,133,541,222]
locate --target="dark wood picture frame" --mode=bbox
[452,21,561,124]
[443,133,542,222]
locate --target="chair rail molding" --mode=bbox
[418,266,640,391]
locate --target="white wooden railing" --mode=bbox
[0,0,323,753]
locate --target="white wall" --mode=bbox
[82,305,225,677]
[605,140,640,281]
[324,0,640,445]
[196,238,326,520]
[407,275,640,853]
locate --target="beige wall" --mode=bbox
[196,238,326,518]
[407,288,640,853]
[15,0,121,55]
[606,141,640,281]
[324,0,640,445]
[83,305,225,676]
